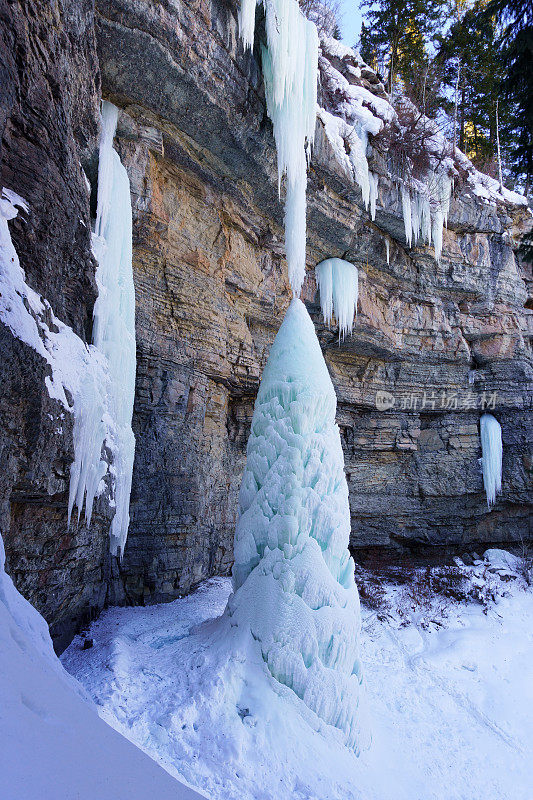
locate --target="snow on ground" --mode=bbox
[62,550,533,800]
[0,535,205,800]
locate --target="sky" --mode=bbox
[339,0,362,47]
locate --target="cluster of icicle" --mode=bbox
[400,172,452,262]
[68,101,136,557]
[229,299,369,752]
[239,0,318,296]
[480,414,503,508]
[315,257,358,340]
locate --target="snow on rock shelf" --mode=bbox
[230,298,369,750]
[480,413,503,508]
[315,257,358,340]
[317,35,528,264]
[0,533,205,800]
[239,0,318,296]
[88,101,136,557]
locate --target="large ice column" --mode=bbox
[229,299,368,752]
[480,413,503,508]
[315,257,358,340]
[89,101,136,557]
[239,0,318,296]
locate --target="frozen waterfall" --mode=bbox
[68,101,136,556]
[239,0,318,296]
[480,414,503,509]
[315,257,358,340]
[229,298,369,752]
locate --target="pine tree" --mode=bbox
[436,2,505,171]
[359,0,445,108]
[483,0,533,193]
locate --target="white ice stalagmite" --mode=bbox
[480,414,503,508]
[385,238,390,265]
[239,0,318,296]
[315,257,358,340]
[229,298,369,752]
[88,101,136,556]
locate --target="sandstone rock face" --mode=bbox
[0,0,531,642]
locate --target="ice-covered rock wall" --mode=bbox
[65,101,135,557]
[0,106,135,648]
[229,298,369,751]
[316,36,527,263]
[1,0,531,648]
[0,188,113,523]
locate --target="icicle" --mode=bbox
[241,0,318,297]
[238,0,257,49]
[421,194,432,245]
[401,186,412,248]
[411,192,421,245]
[432,210,444,263]
[0,189,112,536]
[315,258,333,325]
[93,101,136,557]
[480,414,502,509]
[385,238,390,265]
[315,257,358,340]
[429,172,451,262]
[369,172,378,221]
[69,101,136,557]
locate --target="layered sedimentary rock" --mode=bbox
[0,0,531,647]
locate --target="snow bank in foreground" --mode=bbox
[0,536,204,800]
[63,553,533,800]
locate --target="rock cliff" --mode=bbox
[1,0,531,650]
